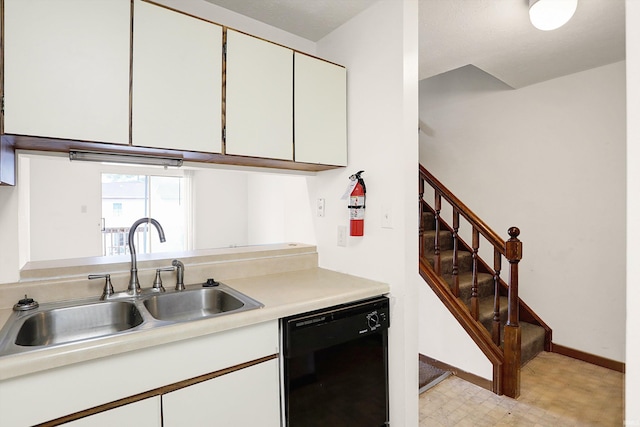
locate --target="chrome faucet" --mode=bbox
[128,217,166,295]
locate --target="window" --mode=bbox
[101,173,188,257]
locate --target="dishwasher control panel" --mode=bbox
[366,309,387,331]
[283,296,389,357]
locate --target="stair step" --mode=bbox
[476,295,508,329]
[520,322,546,365]
[422,229,453,254]
[472,296,546,366]
[425,250,473,276]
[448,272,494,306]
[422,211,435,231]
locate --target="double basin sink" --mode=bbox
[0,283,263,357]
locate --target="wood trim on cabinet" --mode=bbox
[129,0,134,147]
[222,27,227,154]
[9,134,341,171]
[34,354,278,427]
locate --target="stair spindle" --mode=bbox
[492,248,502,346]
[434,193,442,275]
[452,209,460,297]
[470,227,480,320]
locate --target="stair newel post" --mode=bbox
[503,227,522,399]
[434,192,442,275]
[470,227,480,320]
[452,209,460,297]
[492,248,502,346]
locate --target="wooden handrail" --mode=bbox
[419,165,506,255]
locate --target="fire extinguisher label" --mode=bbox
[341,180,358,200]
[350,209,365,220]
[350,196,365,220]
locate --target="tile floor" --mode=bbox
[419,352,624,427]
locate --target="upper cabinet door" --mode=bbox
[225,30,293,161]
[294,53,347,166]
[3,0,130,144]
[132,0,223,153]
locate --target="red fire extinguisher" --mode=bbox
[348,171,366,236]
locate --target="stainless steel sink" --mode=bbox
[143,287,254,322]
[0,282,263,357]
[15,301,143,347]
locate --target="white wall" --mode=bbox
[0,183,20,284]
[246,173,315,246]
[28,155,103,261]
[419,61,627,363]
[192,168,249,249]
[309,1,419,425]
[626,1,639,424]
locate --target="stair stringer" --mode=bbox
[419,257,504,395]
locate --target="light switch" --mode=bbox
[381,203,392,228]
[337,226,347,247]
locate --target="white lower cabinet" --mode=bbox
[163,358,281,427]
[0,321,279,427]
[65,397,161,427]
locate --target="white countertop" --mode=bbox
[0,267,389,381]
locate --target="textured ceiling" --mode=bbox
[204,0,626,88]
[420,0,625,88]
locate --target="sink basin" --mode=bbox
[0,282,262,356]
[15,301,143,347]
[143,287,255,322]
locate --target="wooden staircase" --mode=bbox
[419,165,551,398]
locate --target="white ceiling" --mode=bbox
[204,0,626,88]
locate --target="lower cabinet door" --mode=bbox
[163,358,281,427]
[65,397,161,427]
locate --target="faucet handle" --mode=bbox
[172,259,185,291]
[89,274,114,300]
[153,267,175,292]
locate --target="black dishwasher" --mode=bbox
[282,296,389,427]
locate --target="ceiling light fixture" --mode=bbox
[529,0,578,31]
[69,150,183,167]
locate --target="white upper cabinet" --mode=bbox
[294,53,347,166]
[3,0,130,144]
[225,30,294,161]
[132,0,223,153]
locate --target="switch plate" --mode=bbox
[381,203,392,228]
[316,198,325,217]
[337,226,347,247]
